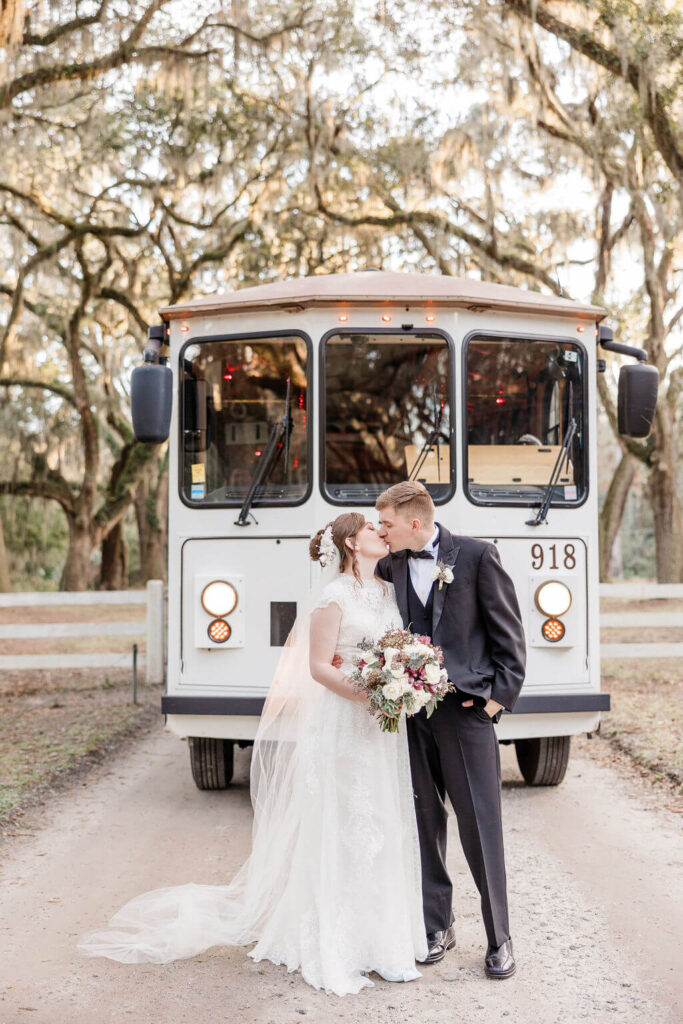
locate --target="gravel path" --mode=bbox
[1,725,681,1024]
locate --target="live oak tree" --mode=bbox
[311,0,683,580]
[0,1,384,588]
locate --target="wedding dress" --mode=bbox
[77,573,427,996]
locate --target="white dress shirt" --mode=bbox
[408,525,440,606]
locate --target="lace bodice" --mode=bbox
[314,574,403,671]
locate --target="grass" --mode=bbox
[599,657,682,790]
[0,672,162,824]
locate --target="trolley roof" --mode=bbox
[159,270,605,322]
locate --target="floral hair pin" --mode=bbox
[431,560,454,590]
[317,524,337,568]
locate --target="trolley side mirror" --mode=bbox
[598,324,659,439]
[617,363,658,439]
[131,323,172,444]
[131,363,173,443]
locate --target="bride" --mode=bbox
[77,513,427,996]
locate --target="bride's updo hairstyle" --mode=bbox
[310,512,366,582]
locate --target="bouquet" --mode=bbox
[351,627,454,733]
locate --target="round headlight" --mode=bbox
[535,580,571,617]
[201,580,238,617]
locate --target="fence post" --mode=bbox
[146,579,164,684]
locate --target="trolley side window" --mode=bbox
[465,336,587,506]
[322,331,454,505]
[180,335,310,507]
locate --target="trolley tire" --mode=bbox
[515,736,570,786]
[188,737,234,790]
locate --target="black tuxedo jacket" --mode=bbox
[376,523,526,711]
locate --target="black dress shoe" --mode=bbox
[417,925,456,964]
[485,938,516,979]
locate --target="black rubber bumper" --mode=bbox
[161,693,610,716]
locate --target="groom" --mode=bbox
[375,481,526,979]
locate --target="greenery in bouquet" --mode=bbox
[351,628,454,733]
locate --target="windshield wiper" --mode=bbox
[526,416,577,526]
[409,392,444,482]
[235,377,291,526]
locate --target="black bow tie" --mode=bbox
[407,549,435,560]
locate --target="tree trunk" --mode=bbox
[134,478,150,582]
[135,460,168,582]
[598,450,636,581]
[99,519,127,590]
[0,510,10,591]
[60,516,93,591]
[649,451,683,583]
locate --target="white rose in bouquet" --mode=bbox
[424,661,442,686]
[382,680,401,701]
[382,646,400,668]
[361,663,375,680]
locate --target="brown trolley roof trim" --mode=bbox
[159,270,606,322]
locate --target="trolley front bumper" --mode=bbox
[161,693,610,716]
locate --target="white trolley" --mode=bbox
[131,271,657,789]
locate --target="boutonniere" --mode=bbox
[431,560,455,590]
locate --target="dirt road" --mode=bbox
[1,724,681,1024]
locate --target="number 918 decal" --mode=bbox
[531,543,576,571]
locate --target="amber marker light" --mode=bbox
[542,618,565,643]
[201,580,238,617]
[381,314,391,322]
[180,324,190,332]
[425,314,436,322]
[338,313,348,321]
[577,325,585,332]
[208,619,231,643]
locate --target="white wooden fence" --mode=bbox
[599,582,683,660]
[0,580,165,683]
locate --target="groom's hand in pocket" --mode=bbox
[461,697,503,719]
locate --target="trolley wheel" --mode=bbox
[188,737,234,790]
[515,736,570,786]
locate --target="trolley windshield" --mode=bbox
[323,332,453,504]
[465,336,587,506]
[180,335,310,506]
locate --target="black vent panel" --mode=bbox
[270,602,297,646]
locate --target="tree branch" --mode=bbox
[0,0,172,109]
[22,1,110,47]
[502,0,683,185]
[0,477,75,513]
[0,377,77,406]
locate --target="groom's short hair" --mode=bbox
[376,481,435,523]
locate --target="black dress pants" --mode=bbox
[407,695,510,949]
